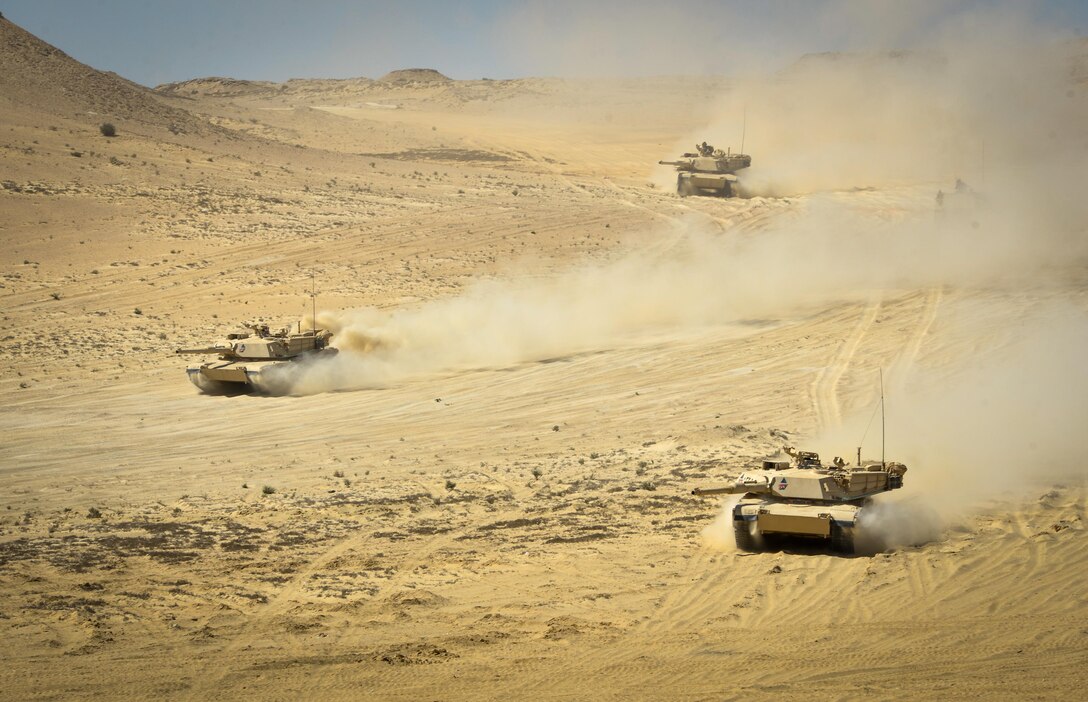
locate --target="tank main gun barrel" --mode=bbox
[691,486,738,497]
[692,473,774,497]
[176,346,234,356]
[658,159,693,167]
[692,480,763,497]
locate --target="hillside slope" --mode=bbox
[0,16,211,136]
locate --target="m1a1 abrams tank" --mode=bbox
[692,447,906,554]
[176,323,335,394]
[659,141,752,197]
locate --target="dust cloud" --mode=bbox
[274,233,793,395]
[699,494,742,552]
[895,304,1088,508]
[275,182,1084,397]
[854,499,944,554]
[812,301,1088,550]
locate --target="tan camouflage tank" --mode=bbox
[177,322,335,394]
[692,446,906,554]
[659,141,752,197]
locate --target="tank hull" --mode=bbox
[733,496,863,554]
[186,349,336,393]
[186,361,280,392]
[677,172,737,197]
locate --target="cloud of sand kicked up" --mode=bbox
[273,175,1085,398]
[811,301,1088,549]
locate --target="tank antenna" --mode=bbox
[740,106,747,154]
[311,271,317,334]
[880,368,886,468]
[857,381,882,463]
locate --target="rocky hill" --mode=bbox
[157,69,455,100]
[378,68,451,84]
[0,15,212,136]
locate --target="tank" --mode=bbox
[176,322,335,394]
[659,141,752,197]
[935,177,984,227]
[692,446,907,554]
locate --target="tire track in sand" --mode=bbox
[811,297,882,431]
[184,486,453,700]
[182,532,366,701]
[887,287,943,394]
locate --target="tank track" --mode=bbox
[830,521,855,555]
[733,519,758,552]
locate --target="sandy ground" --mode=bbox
[1,18,1087,701]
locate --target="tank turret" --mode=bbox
[692,447,907,554]
[177,322,335,394]
[659,142,751,197]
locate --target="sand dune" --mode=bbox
[1,14,1086,701]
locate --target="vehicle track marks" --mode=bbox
[182,529,367,701]
[811,298,881,431]
[888,287,943,394]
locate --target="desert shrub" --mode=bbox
[262,485,276,495]
[99,123,116,137]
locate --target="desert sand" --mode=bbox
[1,15,1087,701]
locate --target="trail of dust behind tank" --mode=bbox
[854,498,944,554]
[282,186,1086,397]
[248,357,310,396]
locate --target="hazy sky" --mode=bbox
[4,0,1086,87]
